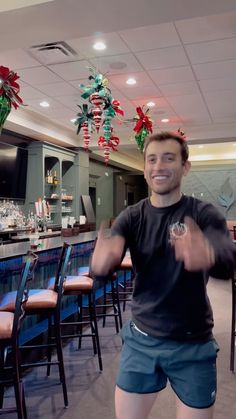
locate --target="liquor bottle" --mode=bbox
[49,170,53,184]
[46,170,50,184]
[53,170,58,185]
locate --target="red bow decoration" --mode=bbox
[98,134,120,165]
[98,135,120,151]
[133,106,153,134]
[112,99,124,117]
[177,128,187,140]
[0,66,23,109]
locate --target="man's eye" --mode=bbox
[164,156,174,162]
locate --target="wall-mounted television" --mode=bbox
[0,140,28,200]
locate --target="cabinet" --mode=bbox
[61,160,75,218]
[25,143,77,227]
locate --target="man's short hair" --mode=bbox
[144,132,189,163]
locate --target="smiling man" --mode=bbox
[91,131,235,419]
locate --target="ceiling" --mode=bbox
[1,0,236,171]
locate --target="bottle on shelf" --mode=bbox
[53,170,59,185]
[45,170,50,184]
[46,170,53,184]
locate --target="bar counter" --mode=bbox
[0,231,98,344]
[0,231,97,261]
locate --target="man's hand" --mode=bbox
[173,217,215,271]
[91,221,125,276]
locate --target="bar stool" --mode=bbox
[230,274,236,372]
[78,266,122,333]
[0,251,38,419]
[117,255,134,311]
[0,245,73,407]
[59,273,103,371]
[19,242,72,408]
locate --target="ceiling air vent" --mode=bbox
[29,41,77,64]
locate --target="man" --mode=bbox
[91,132,235,419]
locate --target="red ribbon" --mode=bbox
[98,135,120,151]
[133,106,152,134]
[112,99,124,116]
[0,66,23,109]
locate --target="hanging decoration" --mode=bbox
[74,104,94,150]
[98,133,120,165]
[103,94,124,140]
[75,67,124,162]
[0,66,24,133]
[132,106,153,152]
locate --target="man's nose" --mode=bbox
[154,157,164,169]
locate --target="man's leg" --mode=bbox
[175,396,214,419]
[115,386,157,419]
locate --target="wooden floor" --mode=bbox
[2,277,236,419]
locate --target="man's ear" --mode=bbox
[183,160,191,176]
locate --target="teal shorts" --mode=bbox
[116,320,219,409]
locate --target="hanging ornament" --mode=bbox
[0,96,11,133]
[0,66,24,133]
[91,106,103,132]
[89,92,106,133]
[74,103,94,150]
[98,134,120,165]
[132,106,153,152]
[80,67,110,99]
[81,121,91,150]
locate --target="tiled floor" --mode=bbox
[2,277,236,418]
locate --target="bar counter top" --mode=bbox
[0,231,97,261]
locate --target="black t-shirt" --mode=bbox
[112,195,235,341]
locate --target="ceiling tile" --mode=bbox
[166,94,211,122]
[55,94,83,111]
[135,46,189,70]
[48,60,91,80]
[90,53,143,75]
[175,11,236,43]
[148,66,195,85]
[204,89,236,117]
[159,81,200,96]
[199,77,236,92]
[185,38,236,64]
[0,49,40,69]
[36,81,79,97]
[20,85,46,101]
[119,22,180,51]
[193,59,236,80]
[131,96,171,110]
[67,32,129,58]
[19,66,63,84]
[108,71,154,88]
[119,85,162,100]
[26,97,66,111]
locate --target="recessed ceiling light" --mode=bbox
[93,41,106,51]
[126,77,136,85]
[147,101,155,107]
[40,101,50,107]
[70,118,76,123]
[161,118,169,123]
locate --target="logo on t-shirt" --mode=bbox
[169,221,188,243]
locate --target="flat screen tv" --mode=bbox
[0,141,28,200]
